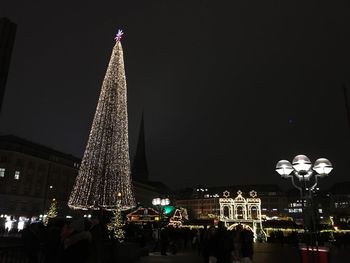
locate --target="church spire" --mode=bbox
[132,113,149,181]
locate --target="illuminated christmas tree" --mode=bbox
[44,198,58,226]
[107,193,125,241]
[68,30,135,210]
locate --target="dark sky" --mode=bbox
[1,0,350,189]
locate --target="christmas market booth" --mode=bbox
[126,207,160,223]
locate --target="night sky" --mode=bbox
[1,0,350,189]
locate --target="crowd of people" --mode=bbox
[21,218,105,263]
[194,222,254,263]
[1,216,255,263]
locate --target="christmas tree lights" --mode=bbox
[68,30,135,210]
[44,198,58,226]
[107,192,125,241]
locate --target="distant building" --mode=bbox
[0,18,16,112]
[0,135,80,219]
[329,182,350,223]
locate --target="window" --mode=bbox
[0,168,5,177]
[14,171,20,180]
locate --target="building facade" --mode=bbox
[0,135,80,219]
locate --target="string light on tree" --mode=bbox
[68,29,135,210]
[107,192,125,242]
[44,198,58,226]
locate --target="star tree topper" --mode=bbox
[114,29,124,42]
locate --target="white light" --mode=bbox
[14,171,20,180]
[152,198,161,206]
[292,155,312,173]
[275,160,293,178]
[49,185,53,189]
[5,221,12,230]
[313,158,333,177]
[18,221,25,231]
[39,214,43,218]
[66,215,72,219]
[88,214,91,218]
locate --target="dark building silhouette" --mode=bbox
[131,114,149,181]
[0,18,16,112]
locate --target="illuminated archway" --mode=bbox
[219,190,266,241]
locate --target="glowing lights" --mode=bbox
[5,220,12,231]
[276,155,333,181]
[17,221,24,231]
[152,198,170,206]
[68,31,135,210]
[275,160,293,178]
[14,171,20,180]
[44,198,57,226]
[292,155,312,174]
[313,158,333,177]
[219,190,265,240]
[107,197,125,242]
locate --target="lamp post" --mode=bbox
[196,187,208,218]
[152,197,170,242]
[275,155,333,246]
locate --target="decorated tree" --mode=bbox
[107,193,125,241]
[44,198,58,226]
[68,30,135,210]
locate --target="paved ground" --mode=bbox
[138,244,299,263]
[138,249,202,263]
[138,243,350,263]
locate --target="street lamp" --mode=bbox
[275,155,333,245]
[152,197,170,246]
[152,197,170,223]
[152,197,170,207]
[276,155,332,190]
[196,187,208,217]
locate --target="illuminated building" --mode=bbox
[329,182,350,223]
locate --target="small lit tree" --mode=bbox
[107,193,125,242]
[44,198,58,226]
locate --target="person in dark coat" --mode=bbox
[241,228,254,261]
[213,222,233,263]
[160,227,169,255]
[22,223,41,263]
[63,220,92,263]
